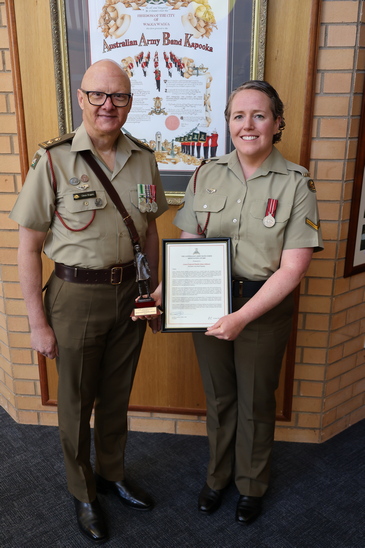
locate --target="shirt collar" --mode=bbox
[215,147,289,182]
[71,123,141,177]
[248,147,288,179]
[70,123,139,156]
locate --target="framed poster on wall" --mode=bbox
[50,0,267,197]
[344,79,365,277]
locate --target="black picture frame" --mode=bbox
[161,237,232,332]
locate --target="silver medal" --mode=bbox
[263,214,276,228]
[139,198,147,213]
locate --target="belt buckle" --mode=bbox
[110,266,123,285]
[233,279,244,298]
[238,280,244,298]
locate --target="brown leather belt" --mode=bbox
[54,262,136,285]
[232,278,266,298]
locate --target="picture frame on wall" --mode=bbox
[344,80,365,277]
[49,0,267,200]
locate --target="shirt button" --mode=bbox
[233,218,238,223]
[203,204,208,209]
[237,199,241,204]
[84,201,89,206]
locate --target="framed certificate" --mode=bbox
[162,238,232,332]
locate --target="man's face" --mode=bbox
[77,62,133,139]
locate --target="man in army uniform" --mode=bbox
[10,59,168,544]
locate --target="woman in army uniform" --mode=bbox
[171,81,323,525]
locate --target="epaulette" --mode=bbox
[297,168,311,178]
[286,160,316,192]
[196,157,219,169]
[286,160,310,178]
[124,133,154,153]
[39,132,75,150]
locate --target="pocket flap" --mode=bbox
[194,193,227,213]
[63,190,107,213]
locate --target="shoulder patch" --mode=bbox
[307,179,316,193]
[30,152,41,170]
[39,132,75,150]
[124,133,154,153]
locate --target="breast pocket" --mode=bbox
[248,200,292,248]
[193,193,227,236]
[60,190,107,231]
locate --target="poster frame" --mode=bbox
[50,0,267,201]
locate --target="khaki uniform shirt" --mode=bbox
[10,123,168,268]
[174,148,323,281]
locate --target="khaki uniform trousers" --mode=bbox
[193,292,294,498]
[44,273,146,503]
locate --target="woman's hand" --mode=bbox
[205,311,246,341]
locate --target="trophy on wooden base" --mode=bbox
[132,244,160,317]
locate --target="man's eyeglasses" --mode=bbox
[81,90,132,107]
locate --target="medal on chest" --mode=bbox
[137,184,158,213]
[263,198,278,228]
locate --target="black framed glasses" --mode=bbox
[81,90,132,107]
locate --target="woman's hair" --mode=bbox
[224,80,286,144]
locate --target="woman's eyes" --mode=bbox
[233,114,265,120]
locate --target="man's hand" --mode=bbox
[130,282,163,333]
[30,325,59,359]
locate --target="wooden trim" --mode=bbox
[129,405,207,416]
[6,0,51,401]
[5,0,29,180]
[300,0,322,168]
[278,0,322,422]
[38,355,56,406]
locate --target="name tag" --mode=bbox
[73,191,97,200]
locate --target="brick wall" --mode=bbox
[274,0,365,442]
[1,0,364,441]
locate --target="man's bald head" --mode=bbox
[81,60,131,93]
[77,59,133,140]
